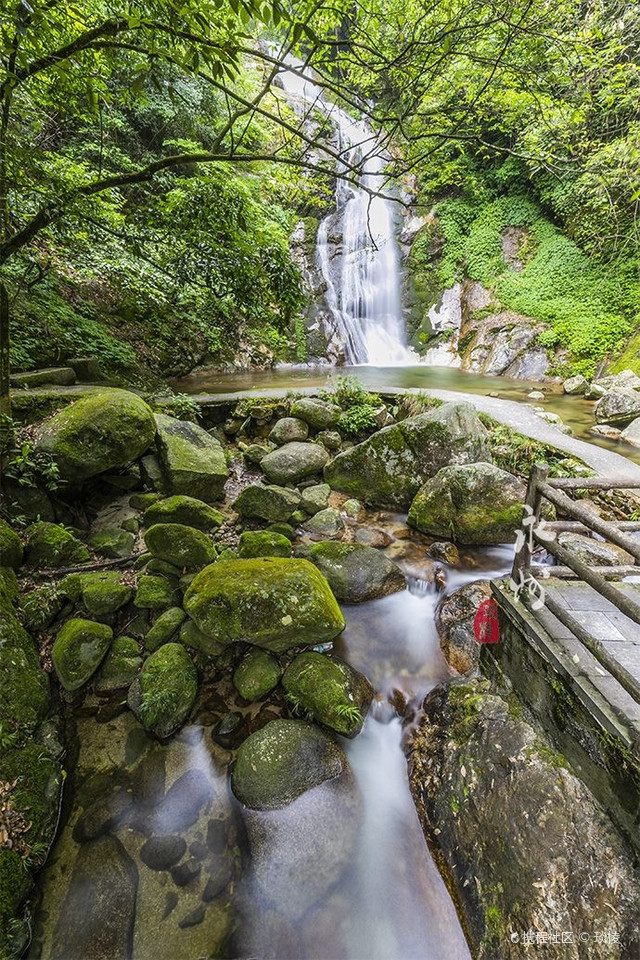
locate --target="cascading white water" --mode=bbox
[275,55,416,365]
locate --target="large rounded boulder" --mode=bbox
[36,389,156,481]
[154,413,228,502]
[298,541,406,602]
[233,483,301,522]
[128,642,197,738]
[183,558,345,652]
[324,402,490,509]
[260,442,330,485]
[283,652,373,737]
[595,390,640,427]
[408,462,527,544]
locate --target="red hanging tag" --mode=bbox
[473,597,500,644]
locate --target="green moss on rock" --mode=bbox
[143,495,225,531]
[298,541,406,602]
[95,636,141,693]
[0,520,22,571]
[283,652,373,737]
[0,594,50,735]
[179,619,230,657]
[80,572,133,618]
[0,849,30,959]
[231,718,346,810]
[408,462,527,544]
[51,618,113,691]
[24,522,90,568]
[183,558,345,652]
[154,414,228,502]
[128,642,198,738]
[233,648,281,701]
[144,523,216,571]
[233,483,301,522]
[36,389,156,481]
[145,607,186,651]
[88,528,135,559]
[134,574,180,610]
[237,531,293,559]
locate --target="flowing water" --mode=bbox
[276,55,414,364]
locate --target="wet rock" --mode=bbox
[162,891,179,919]
[232,718,346,810]
[179,904,206,928]
[283,653,373,737]
[206,818,228,854]
[202,855,233,901]
[130,748,166,808]
[128,643,198,738]
[233,483,301,522]
[153,768,211,834]
[140,835,187,870]
[237,530,292,559]
[620,416,640,447]
[594,389,640,426]
[72,788,132,843]
[269,417,309,445]
[410,679,640,959]
[429,541,461,564]
[590,423,622,439]
[51,835,138,960]
[37,389,156,482]
[155,413,228,502]
[260,441,330,485]
[302,506,344,537]
[300,482,331,515]
[143,495,224,531]
[409,463,527,545]
[145,606,186,651]
[0,519,22,570]
[342,498,364,519]
[145,522,216,571]
[563,374,588,395]
[556,532,633,567]
[183,558,345,652]
[52,618,112,691]
[290,397,341,429]
[171,857,201,887]
[233,648,281,701]
[535,410,572,434]
[179,619,230,657]
[24,521,90,568]
[212,711,247,749]
[436,581,490,674]
[353,526,392,548]
[325,402,490,509]
[298,540,405,602]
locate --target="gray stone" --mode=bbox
[563,374,588,395]
[290,397,341,429]
[261,441,330,485]
[233,483,301,522]
[324,402,490,510]
[436,581,491,674]
[269,417,309,445]
[140,835,187,871]
[155,413,228,502]
[557,532,633,567]
[298,540,405,602]
[300,483,331,515]
[10,366,76,388]
[302,507,344,538]
[595,390,640,426]
[620,417,640,447]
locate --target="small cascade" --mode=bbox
[422,283,463,367]
[275,55,416,365]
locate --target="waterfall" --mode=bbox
[275,55,416,365]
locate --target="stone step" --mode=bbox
[10,366,76,388]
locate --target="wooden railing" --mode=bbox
[511,464,640,703]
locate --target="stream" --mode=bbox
[30,515,513,960]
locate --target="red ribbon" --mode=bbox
[473,597,500,644]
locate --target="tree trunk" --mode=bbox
[0,280,9,417]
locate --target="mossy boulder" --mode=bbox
[51,618,113,691]
[0,849,30,959]
[145,607,186,651]
[154,414,228,502]
[231,718,346,809]
[237,531,292,559]
[128,642,198,738]
[144,523,216,571]
[80,572,133,618]
[95,636,142,693]
[324,401,490,509]
[179,619,230,657]
[0,520,22,570]
[36,389,156,481]
[298,541,406,602]
[233,483,301,522]
[266,522,296,540]
[300,483,331,515]
[143,495,224,531]
[233,648,281,701]
[88,527,135,559]
[290,397,341,429]
[24,521,90,568]
[283,653,373,737]
[269,417,309,445]
[21,584,64,631]
[0,574,50,735]
[183,558,345,652]
[408,462,527,544]
[134,574,180,610]
[260,441,330,485]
